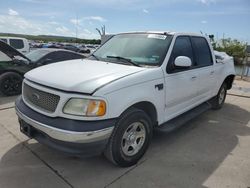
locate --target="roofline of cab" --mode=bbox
[105,31,205,37]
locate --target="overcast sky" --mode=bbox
[0,0,249,42]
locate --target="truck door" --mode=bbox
[164,36,200,121]
[190,36,215,101]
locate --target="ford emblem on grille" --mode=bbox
[31,93,40,101]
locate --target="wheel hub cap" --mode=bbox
[128,134,136,142]
[121,122,146,156]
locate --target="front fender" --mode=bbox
[99,77,165,125]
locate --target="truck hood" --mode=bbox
[25,59,145,94]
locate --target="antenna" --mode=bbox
[75,13,78,44]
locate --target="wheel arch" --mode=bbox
[0,70,24,78]
[120,101,158,127]
[224,74,235,90]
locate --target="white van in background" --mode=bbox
[0,37,30,54]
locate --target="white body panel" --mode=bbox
[94,68,166,124]
[23,32,236,125]
[25,59,145,94]
[0,36,30,54]
[212,58,235,96]
[163,69,200,121]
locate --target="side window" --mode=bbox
[41,52,58,64]
[9,39,24,49]
[57,51,82,61]
[68,52,84,60]
[167,36,194,73]
[191,37,213,67]
[55,51,72,61]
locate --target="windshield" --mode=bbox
[26,49,51,62]
[93,33,172,66]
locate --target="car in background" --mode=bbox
[0,40,85,96]
[0,37,30,54]
[86,45,97,53]
[76,45,90,53]
[42,43,64,49]
[63,44,79,52]
[30,42,43,49]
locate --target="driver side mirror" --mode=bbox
[174,56,192,68]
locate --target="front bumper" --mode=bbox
[15,96,116,156]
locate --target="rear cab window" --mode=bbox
[191,36,213,67]
[9,39,24,49]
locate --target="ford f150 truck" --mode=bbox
[15,31,235,167]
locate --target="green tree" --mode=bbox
[214,38,247,64]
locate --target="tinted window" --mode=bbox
[191,37,213,67]
[55,51,75,61]
[36,52,59,65]
[167,36,194,72]
[66,52,83,60]
[64,45,78,52]
[45,51,82,63]
[44,52,58,62]
[0,38,7,43]
[26,49,51,62]
[9,39,24,49]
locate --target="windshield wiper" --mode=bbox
[106,56,140,67]
[89,54,99,60]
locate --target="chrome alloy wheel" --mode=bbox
[121,122,146,156]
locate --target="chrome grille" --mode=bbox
[23,83,60,113]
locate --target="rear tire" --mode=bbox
[211,82,227,110]
[104,108,153,167]
[0,72,22,96]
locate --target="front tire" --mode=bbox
[211,82,227,110]
[0,72,22,96]
[104,108,153,167]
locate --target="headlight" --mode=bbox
[63,98,106,116]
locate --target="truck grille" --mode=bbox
[23,83,60,113]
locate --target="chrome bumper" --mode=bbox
[16,107,114,144]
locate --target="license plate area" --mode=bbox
[19,120,35,138]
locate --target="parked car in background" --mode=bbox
[77,44,100,54]
[26,48,85,66]
[63,44,79,52]
[0,41,85,96]
[77,45,91,53]
[86,45,97,53]
[30,42,43,49]
[0,37,30,54]
[42,43,64,49]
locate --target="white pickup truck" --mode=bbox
[15,31,235,167]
